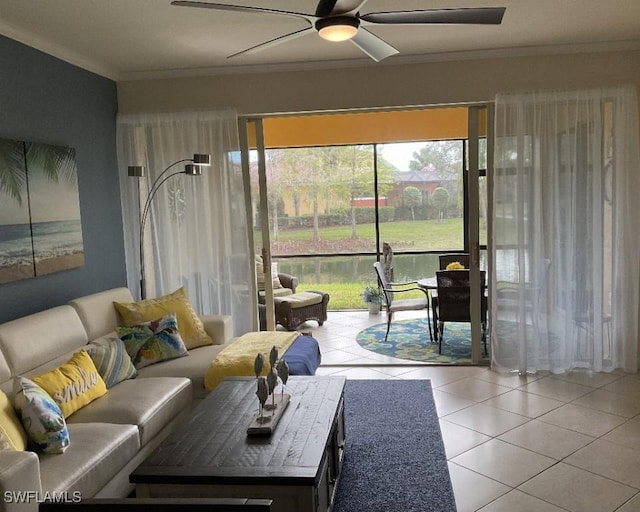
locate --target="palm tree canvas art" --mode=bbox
[0,138,84,284]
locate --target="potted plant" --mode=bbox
[362,284,384,315]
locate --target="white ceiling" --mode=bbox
[1,0,639,81]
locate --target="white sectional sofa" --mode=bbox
[0,287,235,512]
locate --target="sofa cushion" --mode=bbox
[39,422,139,497]
[86,337,137,388]
[258,288,293,300]
[0,390,27,451]
[117,313,188,370]
[279,291,323,308]
[68,287,135,341]
[13,377,69,454]
[66,377,191,446]
[31,351,108,419]
[114,287,213,350]
[0,306,87,378]
[136,344,226,399]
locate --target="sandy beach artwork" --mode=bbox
[0,138,84,284]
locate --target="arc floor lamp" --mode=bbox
[128,153,211,299]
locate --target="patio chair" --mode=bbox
[439,253,470,269]
[433,269,487,355]
[373,261,432,343]
[495,258,551,331]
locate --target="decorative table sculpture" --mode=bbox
[247,346,291,436]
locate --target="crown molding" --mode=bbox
[0,20,119,81]
[117,39,640,81]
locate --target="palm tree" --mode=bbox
[0,139,27,206]
[25,142,77,184]
[0,139,77,208]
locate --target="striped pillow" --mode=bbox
[86,338,137,388]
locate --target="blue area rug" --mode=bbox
[356,318,474,364]
[333,380,456,512]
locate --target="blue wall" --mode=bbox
[0,35,126,322]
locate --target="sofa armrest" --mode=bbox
[0,451,42,512]
[278,274,298,293]
[200,315,234,345]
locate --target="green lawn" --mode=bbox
[275,218,472,251]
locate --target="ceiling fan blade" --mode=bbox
[228,27,313,59]
[350,27,399,62]
[315,0,369,16]
[315,0,339,17]
[171,1,314,21]
[360,7,506,25]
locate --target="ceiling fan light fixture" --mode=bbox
[315,16,360,42]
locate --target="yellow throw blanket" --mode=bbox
[204,331,300,390]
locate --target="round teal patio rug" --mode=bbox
[356,318,476,364]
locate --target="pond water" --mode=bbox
[276,251,515,285]
[277,254,446,285]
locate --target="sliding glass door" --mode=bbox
[241,106,493,363]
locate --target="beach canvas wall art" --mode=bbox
[0,138,84,284]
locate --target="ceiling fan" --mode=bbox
[171,0,506,62]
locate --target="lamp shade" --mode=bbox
[184,164,203,176]
[193,153,211,166]
[316,17,359,42]
[128,166,145,177]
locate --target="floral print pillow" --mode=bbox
[13,377,69,454]
[117,312,188,369]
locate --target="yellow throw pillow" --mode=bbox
[113,287,213,349]
[31,350,108,419]
[0,390,27,451]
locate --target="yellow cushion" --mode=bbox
[31,350,108,419]
[114,287,213,349]
[0,391,27,451]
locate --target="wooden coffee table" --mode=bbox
[130,376,346,512]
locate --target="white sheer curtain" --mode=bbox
[491,86,640,374]
[116,110,255,336]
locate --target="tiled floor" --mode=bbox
[295,310,640,512]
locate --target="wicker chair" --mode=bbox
[257,272,298,304]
